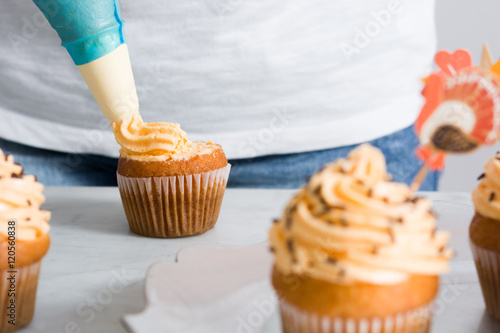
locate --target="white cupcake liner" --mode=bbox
[0,261,41,332]
[470,242,500,319]
[279,299,433,333]
[117,164,231,238]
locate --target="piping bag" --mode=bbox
[31,0,139,123]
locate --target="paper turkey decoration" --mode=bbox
[414,46,500,172]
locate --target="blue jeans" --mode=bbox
[0,125,439,190]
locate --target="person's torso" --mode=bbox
[0,0,436,158]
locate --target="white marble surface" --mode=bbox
[16,188,500,333]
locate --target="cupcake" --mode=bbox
[269,144,452,333]
[470,152,500,319]
[113,114,230,238]
[0,149,50,332]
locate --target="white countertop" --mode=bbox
[17,188,500,333]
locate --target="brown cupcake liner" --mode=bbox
[117,164,231,238]
[278,299,434,333]
[0,261,41,333]
[470,242,500,319]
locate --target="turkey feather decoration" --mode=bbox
[414,46,500,172]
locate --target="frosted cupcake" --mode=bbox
[0,149,50,332]
[113,114,230,238]
[470,152,500,319]
[269,144,452,333]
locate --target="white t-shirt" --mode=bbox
[0,0,436,159]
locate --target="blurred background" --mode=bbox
[437,0,500,191]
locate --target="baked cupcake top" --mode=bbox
[112,113,220,161]
[0,149,50,241]
[473,152,500,220]
[269,144,452,285]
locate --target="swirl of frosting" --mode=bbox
[0,150,50,241]
[269,144,452,285]
[472,152,500,220]
[112,113,193,159]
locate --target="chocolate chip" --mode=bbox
[27,200,32,206]
[4,153,10,161]
[272,218,279,224]
[26,217,31,221]
[287,239,294,254]
[285,206,297,229]
[340,217,348,227]
[439,246,445,254]
[327,257,337,264]
[11,173,21,178]
[367,189,373,197]
[477,173,486,180]
[269,247,276,253]
[490,192,496,202]
[395,217,404,224]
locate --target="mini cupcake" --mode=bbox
[470,152,500,319]
[269,144,452,333]
[113,114,230,238]
[0,149,50,332]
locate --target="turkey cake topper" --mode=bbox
[412,45,500,191]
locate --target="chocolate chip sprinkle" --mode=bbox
[285,206,297,229]
[438,246,445,254]
[4,153,10,161]
[269,247,276,253]
[395,217,404,224]
[272,218,279,224]
[490,192,496,202]
[367,189,373,197]
[27,200,32,206]
[286,239,294,254]
[431,227,437,239]
[340,217,348,228]
[26,217,31,221]
[11,173,21,178]
[477,173,486,181]
[326,257,337,264]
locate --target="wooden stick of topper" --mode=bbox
[411,45,500,192]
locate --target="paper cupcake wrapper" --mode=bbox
[278,299,433,333]
[117,164,231,238]
[470,242,500,319]
[0,261,41,332]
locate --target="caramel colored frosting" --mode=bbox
[269,144,452,285]
[0,150,50,241]
[112,113,218,161]
[472,152,500,220]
